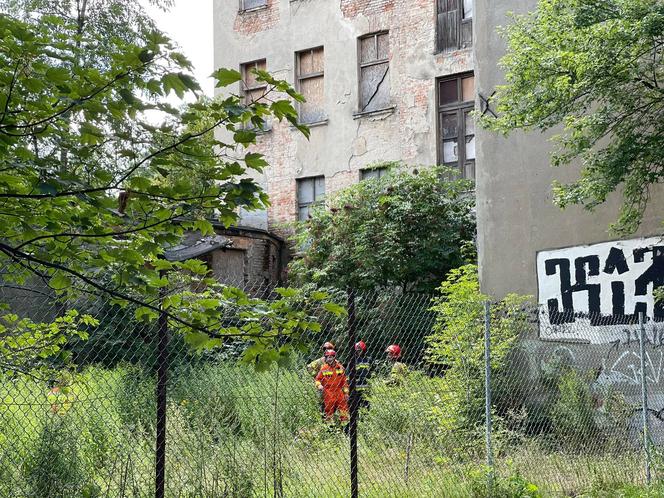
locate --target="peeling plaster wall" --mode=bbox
[474,0,664,299]
[213,0,473,233]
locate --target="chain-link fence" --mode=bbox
[0,270,661,497]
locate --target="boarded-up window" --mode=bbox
[240,0,267,11]
[240,59,269,131]
[209,250,245,287]
[437,73,475,179]
[296,47,325,124]
[358,32,390,113]
[436,0,472,52]
[297,176,325,221]
[360,167,389,181]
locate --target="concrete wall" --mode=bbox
[213,0,473,232]
[474,0,664,299]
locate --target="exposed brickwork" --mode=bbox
[210,226,285,287]
[221,0,473,240]
[341,0,395,19]
[233,0,280,36]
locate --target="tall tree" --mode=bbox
[483,0,663,234]
[0,8,342,374]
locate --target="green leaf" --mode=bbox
[49,274,71,290]
[323,302,347,316]
[193,219,214,236]
[244,152,268,171]
[275,288,298,298]
[45,67,69,85]
[212,68,242,87]
[233,130,255,145]
[135,307,159,322]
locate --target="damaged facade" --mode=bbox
[166,225,287,288]
[214,0,663,317]
[214,0,475,232]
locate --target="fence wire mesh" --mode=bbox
[0,268,661,497]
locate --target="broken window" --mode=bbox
[296,47,326,124]
[437,73,475,179]
[358,32,390,113]
[297,176,325,221]
[436,0,473,52]
[240,59,269,131]
[240,0,267,11]
[360,167,389,181]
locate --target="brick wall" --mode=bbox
[218,0,473,237]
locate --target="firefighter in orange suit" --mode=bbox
[314,350,349,427]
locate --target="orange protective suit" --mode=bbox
[315,361,349,423]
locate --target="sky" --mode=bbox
[143,0,214,97]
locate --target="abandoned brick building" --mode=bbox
[214,0,475,232]
[214,0,663,314]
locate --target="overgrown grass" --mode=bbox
[0,364,655,497]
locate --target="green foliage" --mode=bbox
[545,367,632,453]
[24,415,84,498]
[426,264,531,433]
[289,165,475,292]
[0,5,326,372]
[483,0,664,234]
[467,466,541,498]
[550,369,600,451]
[0,310,97,376]
[0,364,653,496]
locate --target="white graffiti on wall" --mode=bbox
[537,237,664,342]
[602,350,664,386]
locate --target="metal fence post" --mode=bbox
[484,300,494,493]
[347,289,359,498]
[156,271,169,498]
[639,312,651,485]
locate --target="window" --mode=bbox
[241,59,267,104]
[437,73,475,178]
[296,47,325,124]
[358,32,390,113]
[361,167,389,181]
[240,0,267,11]
[297,176,325,221]
[240,59,269,130]
[436,0,473,52]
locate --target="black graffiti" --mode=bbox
[545,244,664,325]
[607,326,664,357]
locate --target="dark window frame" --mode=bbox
[436,0,473,52]
[357,31,391,113]
[295,46,326,124]
[296,176,326,221]
[240,58,270,132]
[436,72,475,179]
[360,167,389,181]
[239,0,267,12]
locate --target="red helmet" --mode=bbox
[354,341,367,352]
[324,350,337,358]
[385,344,401,359]
[322,341,335,350]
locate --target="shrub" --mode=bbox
[289,164,475,292]
[23,415,84,498]
[425,264,531,435]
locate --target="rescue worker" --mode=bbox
[307,341,335,377]
[307,341,336,418]
[314,350,349,430]
[385,344,408,386]
[354,340,372,409]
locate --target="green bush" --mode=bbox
[426,264,531,435]
[467,466,541,498]
[23,414,84,498]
